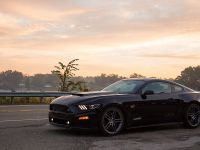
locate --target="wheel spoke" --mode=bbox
[192,118,197,124]
[104,113,112,121]
[112,122,117,132]
[195,111,200,116]
[187,105,200,126]
[104,122,111,129]
[103,109,123,134]
[111,111,116,119]
[114,119,122,123]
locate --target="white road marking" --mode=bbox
[0,109,48,113]
[0,105,48,108]
[0,118,48,123]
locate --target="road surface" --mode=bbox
[0,105,200,150]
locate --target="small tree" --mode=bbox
[51,59,87,92]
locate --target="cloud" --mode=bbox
[0,0,200,40]
[0,0,200,77]
[0,0,92,21]
[141,53,200,59]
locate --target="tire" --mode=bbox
[183,103,200,128]
[99,107,125,136]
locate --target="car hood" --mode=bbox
[51,91,123,105]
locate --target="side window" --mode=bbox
[142,82,171,94]
[173,84,183,93]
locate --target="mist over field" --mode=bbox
[0,65,200,92]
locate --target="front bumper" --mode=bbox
[48,110,98,130]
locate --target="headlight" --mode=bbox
[78,104,101,110]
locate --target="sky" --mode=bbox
[0,0,200,78]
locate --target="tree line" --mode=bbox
[0,60,199,91]
[0,71,126,91]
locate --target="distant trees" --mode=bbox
[175,66,200,90]
[88,74,125,90]
[0,71,59,91]
[0,70,23,91]
[130,73,145,78]
[31,74,59,91]
[0,65,200,91]
[51,59,88,92]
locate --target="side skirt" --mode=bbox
[126,122,183,130]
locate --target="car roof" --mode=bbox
[122,78,163,82]
[122,78,195,91]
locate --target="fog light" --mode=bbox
[51,118,54,122]
[66,121,70,125]
[78,116,89,120]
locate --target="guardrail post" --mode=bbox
[11,97,14,104]
[40,97,44,103]
[26,97,30,104]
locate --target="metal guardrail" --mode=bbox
[0,91,70,97]
[0,91,71,104]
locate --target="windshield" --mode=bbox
[102,80,145,94]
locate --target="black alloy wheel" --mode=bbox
[99,107,124,136]
[184,103,200,128]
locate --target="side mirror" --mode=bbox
[141,90,154,99]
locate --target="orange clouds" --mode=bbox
[0,0,200,78]
[0,0,91,20]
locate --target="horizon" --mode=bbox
[0,0,200,78]
[0,67,189,79]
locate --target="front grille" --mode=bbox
[53,118,66,125]
[50,104,70,113]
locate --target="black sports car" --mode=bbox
[49,78,200,135]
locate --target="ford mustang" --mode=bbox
[49,78,200,135]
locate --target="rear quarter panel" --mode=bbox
[178,92,200,103]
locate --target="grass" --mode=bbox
[0,97,54,105]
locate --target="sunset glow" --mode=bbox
[0,0,200,78]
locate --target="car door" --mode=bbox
[135,81,179,125]
[169,83,185,121]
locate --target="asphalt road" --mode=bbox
[0,105,200,150]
